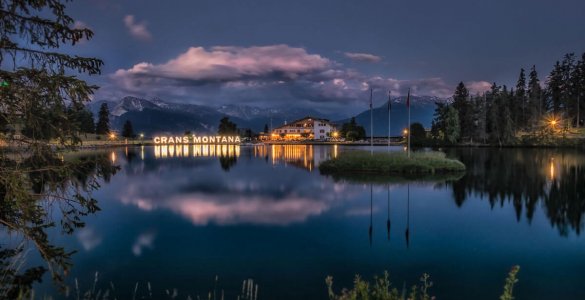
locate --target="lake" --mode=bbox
[19,145,585,299]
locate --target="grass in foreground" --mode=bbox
[12,266,520,299]
[319,151,466,176]
[326,266,520,300]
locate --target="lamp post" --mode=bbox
[550,119,557,131]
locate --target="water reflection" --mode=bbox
[254,144,337,171]
[10,145,585,299]
[115,145,355,226]
[446,148,585,236]
[119,145,585,237]
[154,144,240,159]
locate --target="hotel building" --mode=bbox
[270,117,336,141]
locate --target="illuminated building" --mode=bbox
[271,117,336,141]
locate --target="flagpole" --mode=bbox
[407,88,411,158]
[388,91,391,153]
[370,88,373,156]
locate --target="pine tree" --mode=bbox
[430,102,460,144]
[122,120,134,138]
[515,69,527,129]
[560,53,575,128]
[577,53,585,127]
[547,61,563,115]
[570,53,585,127]
[452,82,471,141]
[218,116,238,135]
[0,0,113,292]
[96,103,110,134]
[473,94,487,143]
[527,65,542,130]
[264,123,269,133]
[444,105,460,144]
[486,83,501,143]
[498,87,515,144]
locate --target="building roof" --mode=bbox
[273,116,332,130]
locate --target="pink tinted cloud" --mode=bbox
[123,15,152,41]
[113,45,330,84]
[466,81,492,95]
[344,52,382,63]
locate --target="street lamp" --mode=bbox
[109,132,116,140]
[403,128,408,136]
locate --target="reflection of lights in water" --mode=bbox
[550,159,555,180]
[154,146,160,158]
[268,145,315,170]
[141,145,145,160]
[153,144,241,158]
[403,146,407,152]
[110,152,116,163]
[334,144,338,158]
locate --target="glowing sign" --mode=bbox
[153,135,241,144]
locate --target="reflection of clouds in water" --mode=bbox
[77,228,103,251]
[162,194,327,225]
[112,151,371,225]
[345,206,379,216]
[116,168,364,225]
[132,232,156,256]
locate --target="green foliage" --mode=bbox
[452,82,473,139]
[95,103,110,135]
[218,116,238,135]
[340,117,366,141]
[438,51,585,146]
[319,150,466,175]
[326,271,432,300]
[0,0,117,295]
[500,266,520,300]
[122,120,135,138]
[409,122,427,146]
[432,104,460,144]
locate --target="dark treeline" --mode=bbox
[431,52,585,146]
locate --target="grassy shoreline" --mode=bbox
[319,151,466,175]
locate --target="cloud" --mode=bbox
[99,44,475,114]
[132,231,156,256]
[77,228,102,251]
[466,81,492,95]
[344,52,382,63]
[73,20,89,30]
[123,15,152,41]
[112,45,330,85]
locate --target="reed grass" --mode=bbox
[319,150,466,175]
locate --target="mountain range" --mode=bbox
[88,96,444,136]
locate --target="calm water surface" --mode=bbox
[30,145,585,299]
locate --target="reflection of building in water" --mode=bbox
[154,144,240,159]
[254,144,337,171]
[268,117,337,141]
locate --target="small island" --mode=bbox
[319,150,466,175]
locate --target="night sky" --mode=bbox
[66,0,585,115]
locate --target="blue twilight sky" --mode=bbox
[65,0,585,115]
